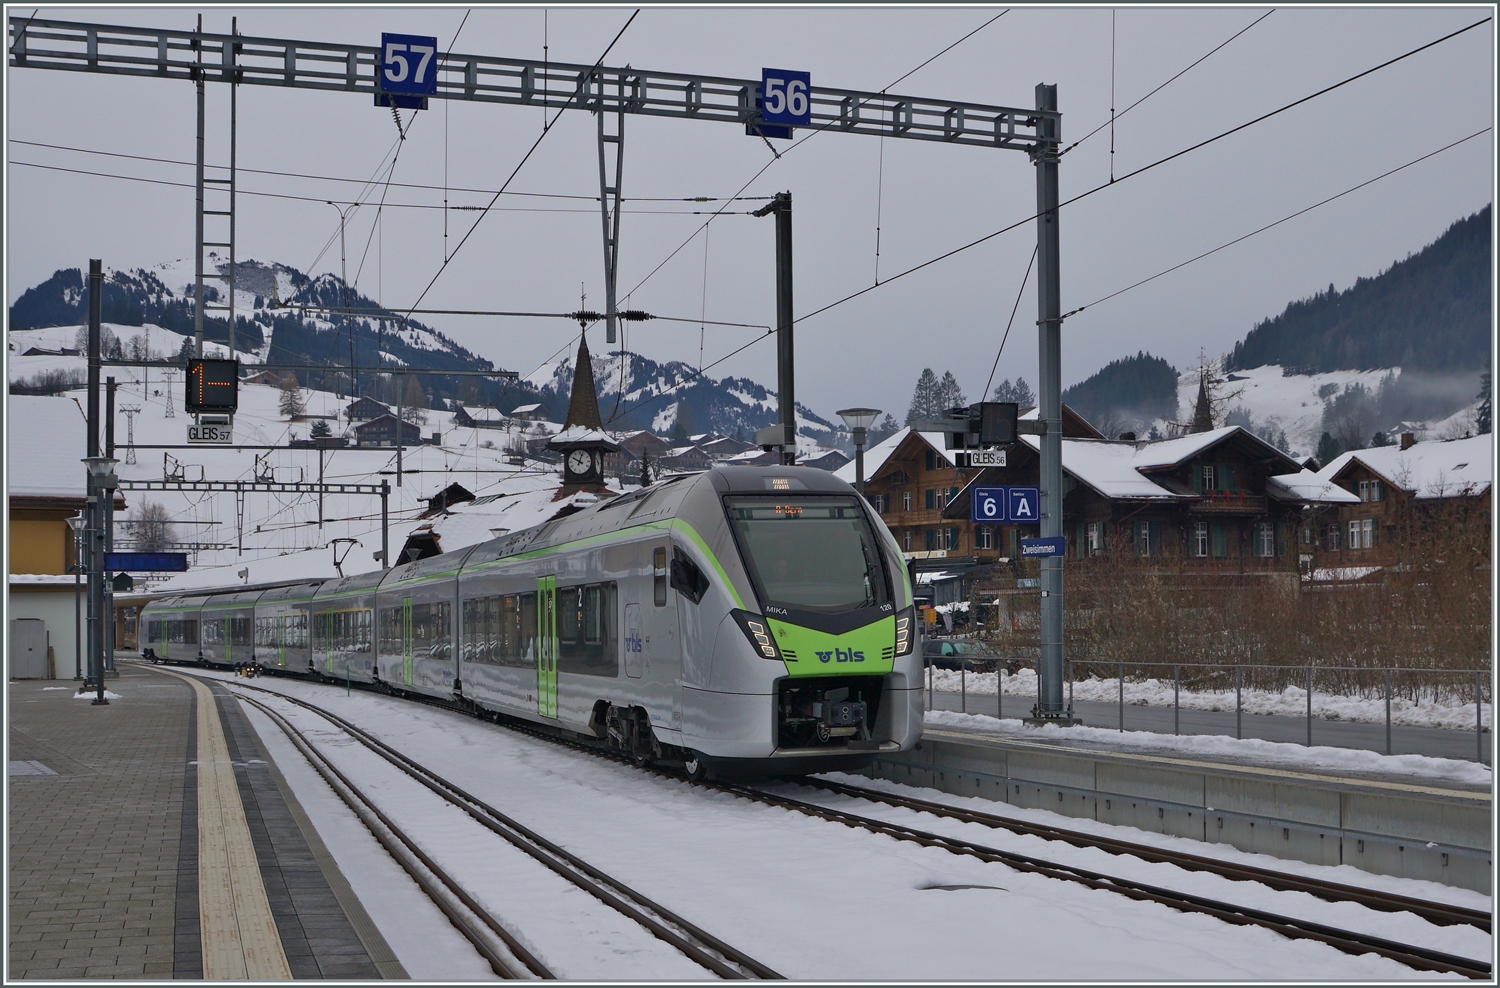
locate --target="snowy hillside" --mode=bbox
[1156,362,1485,460]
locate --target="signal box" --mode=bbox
[185,358,239,414]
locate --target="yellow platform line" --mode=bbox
[157,668,292,979]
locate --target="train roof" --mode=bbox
[199,589,266,610]
[312,569,389,598]
[256,582,323,603]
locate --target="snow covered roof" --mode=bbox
[1266,469,1360,503]
[1129,426,1242,469]
[7,395,94,498]
[833,428,953,484]
[547,426,620,449]
[406,472,622,553]
[142,546,345,596]
[1017,436,1184,500]
[1318,434,1493,499]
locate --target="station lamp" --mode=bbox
[837,408,882,497]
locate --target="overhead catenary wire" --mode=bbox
[789,14,1491,331]
[9,138,772,202]
[397,9,641,325]
[620,9,1011,302]
[1062,8,1276,159]
[983,244,1038,400]
[1059,127,1491,321]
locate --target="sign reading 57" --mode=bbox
[382,33,438,95]
[761,68,811,127]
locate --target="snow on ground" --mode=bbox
[180,668,1484,981]
[925,710,1494,788]
[926,665,1492,731]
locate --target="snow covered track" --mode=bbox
[235,693,551,979]
[227,681,783,981]
[712,781,1492,979]
[801,778,1491,933]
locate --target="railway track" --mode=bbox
[230,682,782,981]
[797,777,1492,933]
[708,779,1492,980]
[208,668,1490,980]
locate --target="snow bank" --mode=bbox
[925,710,1494,787]
[925,667,1491,730]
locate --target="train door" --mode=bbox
[223,616,232,666]
[537,576,557,717]
[401,597,414,686]
[276,615,287,667]
[646,544,681,732]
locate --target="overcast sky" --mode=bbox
[5,6,1494,420]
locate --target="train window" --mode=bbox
[558,582,618,678]
[231,617,252,647]
[185,619,198,645]
[519,593,537,668]
[653,547,668,606]
[670,548,710,605]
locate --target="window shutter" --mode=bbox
[1211,522,1227,558]
[1221,464,1234,491]
[1192,467,1202,494]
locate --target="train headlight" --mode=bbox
[894,606,915,657]
[730,609,783,661]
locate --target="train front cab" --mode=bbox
[673,468,924,775]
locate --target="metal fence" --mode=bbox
[925,655,1491,763]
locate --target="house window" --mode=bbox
[925,489,936,510]
[1371,480,1383,501]
[1200,465,1215,492]
[903,530,912,551]
[902,491,912,512]
[1359,479,1383,502]
[976,527,994,550]
[1194,521,1209,558]
[945,527,959,551]
[1348,519,1363,550]
[1361,518,1376,548]
[1086,522,1102,555]
[1254,521,1276,557]
[1134,521,1153,557]
[1325,524,1342,551]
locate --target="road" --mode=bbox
[925,687,1491,764]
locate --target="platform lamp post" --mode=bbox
[837,408,882,498]
[82,456,118,706]
[67,512,85,679]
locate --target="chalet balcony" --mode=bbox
[1189,490,1268,515]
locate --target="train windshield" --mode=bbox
[724,496,891,614]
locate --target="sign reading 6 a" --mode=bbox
[760,68,811,127]
[381,33,438,95]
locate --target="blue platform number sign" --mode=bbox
[381,33,438,95]
[761,68,811,127]
[1008,487,1040,525]
[971,486,1006,524]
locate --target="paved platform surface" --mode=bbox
[926,686,1491,763]
[7,661,401,980]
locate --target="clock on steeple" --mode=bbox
[546,327,620,492]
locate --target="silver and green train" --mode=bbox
[140,466,924,775]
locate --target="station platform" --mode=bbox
[866,720,1494,893]
[7,660,404,980]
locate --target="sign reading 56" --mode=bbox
[381,33,439,95]
[761,68,811,127]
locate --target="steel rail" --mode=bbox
[801,777,1491,932]
[236,693,551,979]
[228,679,783,980]
[707,780,1491,980]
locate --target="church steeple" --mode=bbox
[547,327,619,491]
[563,330,603,431]
[1190,369,1214,433]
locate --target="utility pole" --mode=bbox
[104,377,117,673]
[192,13,204,359]
[753,192,796,464]
[85,260,107,704]
[1031,84,1071,724]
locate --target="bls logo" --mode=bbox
[625,633,643,654]
[816,648,866,664]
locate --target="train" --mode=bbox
[140,466,925,777]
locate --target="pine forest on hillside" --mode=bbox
[1225,206,1491,374]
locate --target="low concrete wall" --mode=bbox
[866,730,1492,894]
